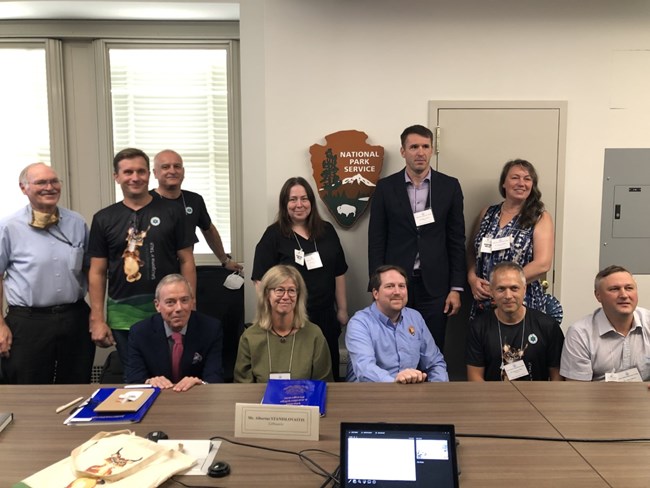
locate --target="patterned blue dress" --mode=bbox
[471,203,545,318]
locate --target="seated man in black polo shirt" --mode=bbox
[466,261,564,381]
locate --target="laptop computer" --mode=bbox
[339,422,459,487]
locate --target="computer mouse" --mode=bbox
[146,430,169,442]
[208,460,231,478]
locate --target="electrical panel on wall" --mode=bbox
[600,148,650,273]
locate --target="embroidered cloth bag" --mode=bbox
[13,430,195,488]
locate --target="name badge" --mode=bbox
[294,249,305,266]
[414,209,435,227]
[69,246,84,272]
[605,367,643,382]
[270,373,291,380]
[305,251,323,270]
[480,237,492,254]
[503,360,529,381]
[491,236,511,251]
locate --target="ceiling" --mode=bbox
[0,1,240,21]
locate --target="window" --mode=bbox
[109,46,233,255]
[0,21,240,260]
[0,45,50,216]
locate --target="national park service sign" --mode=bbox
[309,130,384,228]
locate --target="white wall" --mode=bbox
[239,0,650,328]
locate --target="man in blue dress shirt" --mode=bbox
[345,265,448,383]
[0,163,94,384]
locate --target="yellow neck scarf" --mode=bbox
[29,209,59,229]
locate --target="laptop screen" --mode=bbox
[340,422,459,488]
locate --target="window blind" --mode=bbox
[109,48,231,254]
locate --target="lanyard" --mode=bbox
[408,178,432,214]
[153,189,190,215]
[497,316,526,370]
[266,329,296,374]
[292,232,318,254]
[180,191,191,215]
[46,225,74,247]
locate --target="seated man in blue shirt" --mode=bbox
[126,274,224,391]
[345,265,448,383]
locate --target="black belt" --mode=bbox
[9,299,86,314]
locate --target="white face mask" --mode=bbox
[223,272,244,290]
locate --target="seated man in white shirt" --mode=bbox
[560,265,650,381]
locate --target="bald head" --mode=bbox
[153,149,184,193]
[19,163,61,212]
[154,149,182,166]
[19,162,54,186]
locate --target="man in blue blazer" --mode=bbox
[126,274,224,390]
[368,124,466,352]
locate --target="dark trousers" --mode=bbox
[112,328,130,382]
[195,265,245,383]
[408,275,448,353]
[308,306,342,382]
[2,300,95,384]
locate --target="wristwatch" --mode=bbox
[221,254,232,267]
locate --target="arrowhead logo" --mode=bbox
[309,130,384,229]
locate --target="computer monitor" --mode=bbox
[340,422,459,488]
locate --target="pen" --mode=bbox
[63,389,99,425]
[55,396,84,414]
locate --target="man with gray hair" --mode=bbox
[0,163,94,383]
[561,265,650,381]
[466,261,564,381]
[125,274,224,391]
[151,149,242,271]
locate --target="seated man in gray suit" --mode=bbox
[126,274,223,391]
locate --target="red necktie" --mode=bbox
[171,332,184,383]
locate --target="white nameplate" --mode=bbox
[491,236,511,251]
[605,367,643,382]
[305,251,323,270]
[504,360,528,381]
[480,237,492,253]
[414,209,435,227]
[234,403,320,441]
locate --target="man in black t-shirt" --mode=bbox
[88,148,196,371]
[151,149,242,272]
[466,262,564,381]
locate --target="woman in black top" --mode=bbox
[252,177,348,380]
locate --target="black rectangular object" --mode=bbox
[340,422,459,488]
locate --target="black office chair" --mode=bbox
[195,265,245,383]
[99,350,124,384]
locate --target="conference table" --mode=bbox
[1,381,649,487]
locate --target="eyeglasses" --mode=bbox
[271,287,297,297]
[29,178,62,188]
